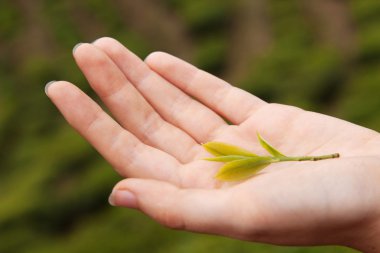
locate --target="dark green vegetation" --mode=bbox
[1,0,379,252]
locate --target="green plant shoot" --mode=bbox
[202,133,340,181]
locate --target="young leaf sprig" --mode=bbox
[203,133,340,181]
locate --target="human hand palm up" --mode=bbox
[46,38,380,250]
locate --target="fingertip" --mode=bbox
[45,80,71,92]
[91,37,117,47]
[72,42,84,55]
[91,37,124,58]
[109,179,160,209]
[144,51,173,67]
[45,81,85,105]
[91,37,101,44]
[72,43,97,62]
[108,189,138,209]
[44,80,56,96]
[45,80,73,96]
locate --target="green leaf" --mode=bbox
[202,142,257,157]
[215,156,273,181]
[202,133,339,182]
[203,155,247,162]
[257,133,286,158]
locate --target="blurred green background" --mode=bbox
[1,0,380,252]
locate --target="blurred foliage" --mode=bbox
[1,0,380,252]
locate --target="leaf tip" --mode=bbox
[256,132,286,158]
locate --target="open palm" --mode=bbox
[47,38,380,250]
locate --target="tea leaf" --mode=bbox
[202,132,339,182]
[202,142,257,157]
[257,133,286,158]
[215,157,273,181]
[204,155,247,162]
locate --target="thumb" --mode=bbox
[108,178,247,237]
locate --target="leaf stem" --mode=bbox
[278,153,340,162]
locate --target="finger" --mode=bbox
[73,43,199,163]
[46,81,181,183]
[92,37,227,143]
[109,178,253,237]
[145,52,267,125]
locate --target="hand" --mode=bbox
[46,37,380,251]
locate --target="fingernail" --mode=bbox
[109,190,138,209]
[72,43,83,54]
[45,80,56,95]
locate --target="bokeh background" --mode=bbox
[1,0,380,252]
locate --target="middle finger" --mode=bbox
[73,43,200,163]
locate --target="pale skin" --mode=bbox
[46,37,380,252]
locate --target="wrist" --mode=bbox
[345,219,380,253]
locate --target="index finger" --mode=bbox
[46,81,181,184]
